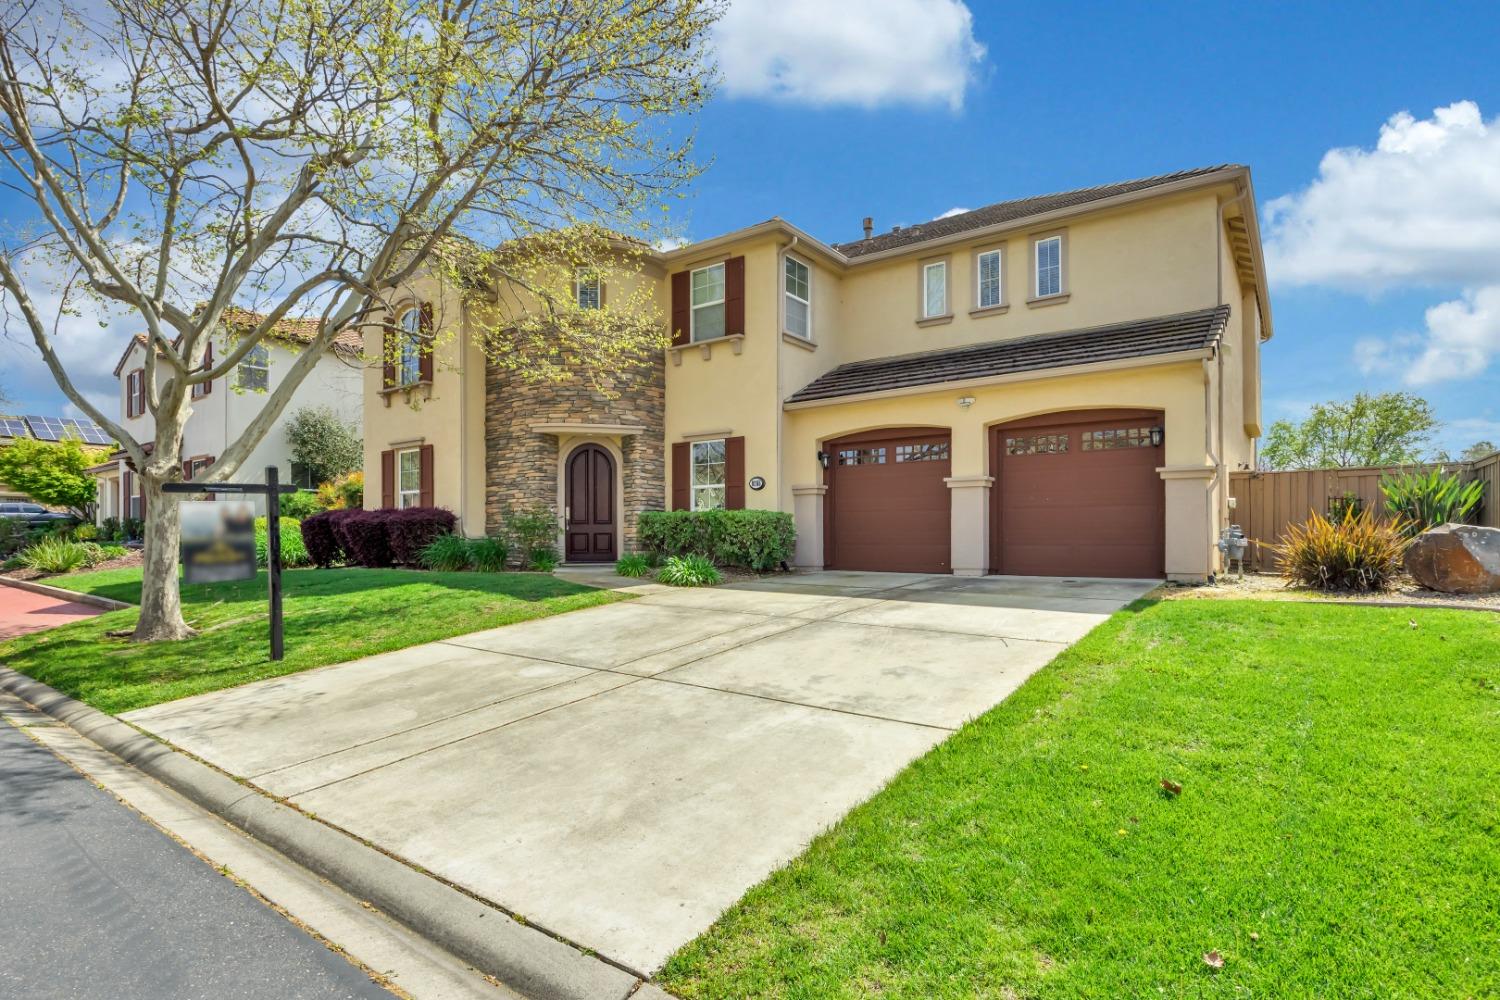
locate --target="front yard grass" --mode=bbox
[0,567,624,714]
[659,599,1500,999]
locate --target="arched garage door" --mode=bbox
[990,409,1165,578]
[825,428,951,573]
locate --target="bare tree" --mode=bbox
[0,0,719,639]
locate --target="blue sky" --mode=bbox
[4,0,1500,456]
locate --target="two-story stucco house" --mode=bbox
[93,314,364,521]
[364,165,1270,582]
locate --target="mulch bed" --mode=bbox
[1162,571,1500,611]
[1,550,144,584]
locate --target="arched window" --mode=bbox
[398,308,423,385]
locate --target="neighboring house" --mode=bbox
[365,165,1270,582]
[94,314,364,521]
[1,414,113,504]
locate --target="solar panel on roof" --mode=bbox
[62,418,111,445]
[0,416,29,439]
[24,415,66,441]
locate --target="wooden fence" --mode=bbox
[1229,455,1500,570]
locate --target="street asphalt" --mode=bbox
[0,720,392,1000]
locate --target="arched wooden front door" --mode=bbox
[565,444,617,562]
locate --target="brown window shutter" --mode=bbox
[418,302,435,382]
[671,441,690,510]
[724,256,746,337]
[418,444,434,507]
[380,449,395,508]
[724,436,746,510]
[202,340,213,395]
[182,459,193,481]
[670,271,690,346]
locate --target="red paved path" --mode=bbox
[0,586,103,640]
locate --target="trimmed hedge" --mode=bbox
[301,510,344,567]
[388,507,458,565]
[302,507,459,569]
[637,509,795,571]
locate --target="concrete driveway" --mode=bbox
[124,571,1155,974]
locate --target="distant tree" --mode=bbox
[285,407,363,488]
[1460,440,1497,462]
[1260,392,1438,470]
[0,438,110,517]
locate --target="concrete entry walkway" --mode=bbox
[124,571,1156,975]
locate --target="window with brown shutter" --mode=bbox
[380,449,395,508]
[724,256,745,337]
[724,436,746,510]
[671,442,690,510]
[191,340,213,398]
[670,271,690,347]
[126,369,145,417]
[418,444,434,507]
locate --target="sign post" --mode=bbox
[164,465,299,661]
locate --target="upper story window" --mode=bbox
[690,263,725,342]
[190,339,213,399]
[398,308,424,385]
[784,255,811,339]
[690,438,726,511]
[237,343,270,391]
[922,260,947,319]
[125,368,146,417]
[576,271,601,310]
[977,249,1003,309]
[1034,235,1063,298]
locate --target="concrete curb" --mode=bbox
[0,667,640,1000]
[0,576,133,611]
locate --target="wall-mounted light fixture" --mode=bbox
[816,449,832,469]
[957,395,976,409]
[1149,426,1165,447]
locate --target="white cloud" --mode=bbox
[1265,101,1500,385]
[713,0,985,111]
[937,206,971,219]
[1264,101,1500,290]
[1355,286,1500,385]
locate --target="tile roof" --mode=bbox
[113,311,361,375]
[834,166,1242,258]
[786,306,1230,404]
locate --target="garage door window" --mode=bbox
[837,446,886,466]
[895,442,949,462]
[1082,426,1155,450]
[1005,433,1068,455]
[691,439,726,510]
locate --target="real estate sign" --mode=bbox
[179,500,256,584]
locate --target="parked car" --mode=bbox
[0,502,76,526]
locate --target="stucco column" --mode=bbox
[1158,465,1217,582]
[790,484,827,570]
[945,475,993,577]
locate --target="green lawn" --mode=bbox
[1,567,624,714]
[659,600,1500,1000]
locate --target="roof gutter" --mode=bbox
[782,348,1213,411]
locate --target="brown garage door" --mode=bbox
[826,428,951,573]
[990,409,1165,578]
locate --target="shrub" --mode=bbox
[122,517,144,541]
[387,507,458,565]
[468,535,510,572]
[279,491,321,519]
[1381,467,1484,536]
[0,518,37,558]
[421,533,472,572]
[300,510,345,567]
[100,516,121,542]
[637,509,795,571]
[1273,508,1409,592]
[254,517,312,568]
[502,506,557,569]
[97,544,127,559]
[70,523,98,541]
[315,470,364,511]
[17,537,91,574]
[657,553,722,587]
[615,553,651,577]
[339,510,394,568]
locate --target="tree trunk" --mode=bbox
[132,474,195,641]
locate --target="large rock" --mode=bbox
[1405,523,1500,594]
